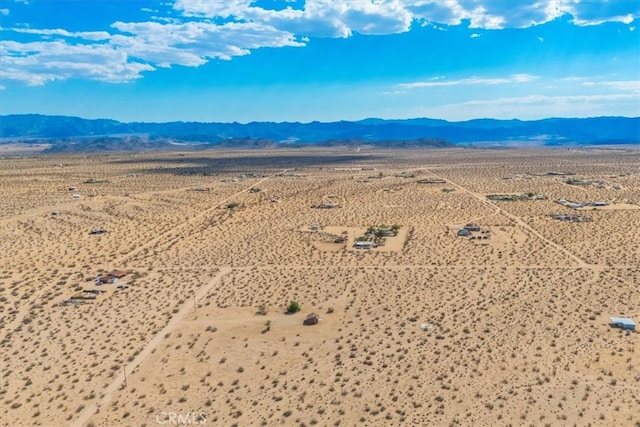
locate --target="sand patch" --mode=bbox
[2,148,639,427]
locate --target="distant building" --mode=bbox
[96,269,128,285]
[319,203,336,209]
[110,270,128,278]
[457,229,471,237]
[551,213,590,222]
[354,241,374,249]
[610,317,636,330]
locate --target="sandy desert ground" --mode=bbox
[1,147,639,426]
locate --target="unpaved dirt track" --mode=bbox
[72,267,232,427]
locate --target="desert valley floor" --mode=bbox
[1,147,639,427]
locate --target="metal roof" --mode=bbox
[610,317,635,326]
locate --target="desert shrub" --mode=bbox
[286,301,301,314]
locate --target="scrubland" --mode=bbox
[1,147,639,426]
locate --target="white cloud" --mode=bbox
[464,93,639,106]
[0,39,154,85]
[172,1,640,35]
[0,15,305,84]
[111,20,304,66]
[398,74,538,89]
[582,79,640,93]
[8,27,111,41]
[415,93,640,120]
[0,8,9,15]
[601,80,640,92]
[406,1,467,26]
[173,0,254,19]
[563,0,640,26]
[174,0,414,38]
[1,0,638,86]
[412,1,640,29]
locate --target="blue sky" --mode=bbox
[0,0,639,123]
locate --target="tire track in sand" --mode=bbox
[72,267,232,427]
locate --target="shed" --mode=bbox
[354,241,374,249]
[610,317,636,330]
[304,313,319,326]
[110,269,128,278]
[457,228,471,237]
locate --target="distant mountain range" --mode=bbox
[0,114,638,152]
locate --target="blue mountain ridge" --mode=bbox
[0,114,638,148]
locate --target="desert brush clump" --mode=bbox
[286,301,301,314]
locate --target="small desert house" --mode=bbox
[304,313,319,326]
[96,269,128,285]
[610,317,636,330]
[354,241,374,249]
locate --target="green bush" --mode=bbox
[286,301,301,314]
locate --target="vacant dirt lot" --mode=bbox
[1,147,639,426]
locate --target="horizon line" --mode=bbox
[1,113,639,125]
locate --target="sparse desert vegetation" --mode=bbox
[1,147,639,426]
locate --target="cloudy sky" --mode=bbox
[0,0,639,122]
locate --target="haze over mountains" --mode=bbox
[0,114,638,152]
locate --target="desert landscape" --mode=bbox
[1,147,639,426]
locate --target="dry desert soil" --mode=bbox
[1,147,639,427]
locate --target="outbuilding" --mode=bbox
[610,317,636,330]
[354,241,374,249]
